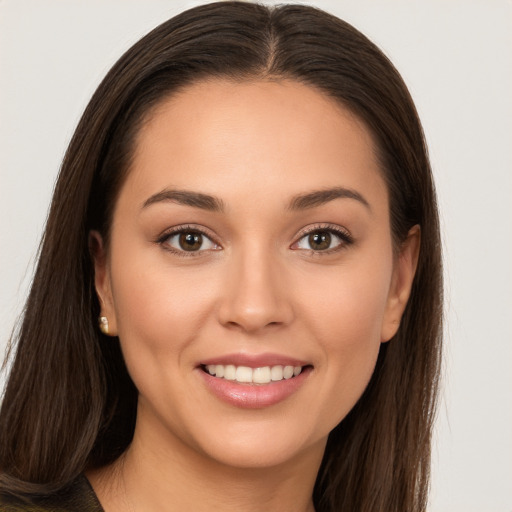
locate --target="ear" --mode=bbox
[89,230,118,336]
[380,225,421,342]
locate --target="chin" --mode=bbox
[177,410,330,472]
[200,431,325,471]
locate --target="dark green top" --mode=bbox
[0,476,104,512]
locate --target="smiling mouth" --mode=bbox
[202,364,308,384]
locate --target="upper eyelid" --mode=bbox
[290,224,354,254]
[157,225,221,257]
[294,223,352,240]
[158,224,219,243]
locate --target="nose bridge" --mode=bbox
[219,240,293,332]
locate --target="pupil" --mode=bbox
[309,231,331,250]
[179,232,202,251]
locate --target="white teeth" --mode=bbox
[253,366,271,384]
[271,365,283,381]
[235,366,253,383]
[204,364,304,384]
[224,364,236,380]
[283,366,294,379]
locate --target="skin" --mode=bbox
[89,79,419,512]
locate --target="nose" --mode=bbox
[217,247,294,333]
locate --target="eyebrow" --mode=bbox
[142,186,370,214]
[142,189,225,212]
[288,187,371,211]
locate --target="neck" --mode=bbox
[89,412,324,512]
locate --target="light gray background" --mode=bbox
[1,1,511,510]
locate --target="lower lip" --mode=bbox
[198,367,311,409]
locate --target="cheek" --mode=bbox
[300,257,392,347]
[295,257,392,419]
[318,282,385,383]
[108,251,219,375]
[107,257,224,434]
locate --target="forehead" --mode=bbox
[122,78,387,212]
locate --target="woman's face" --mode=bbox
[93,79,418,470]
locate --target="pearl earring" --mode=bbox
[98,316,109,335]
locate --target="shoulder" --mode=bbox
[0,476,104,512]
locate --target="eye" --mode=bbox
[159,227,219,254]
[292,226,353,252]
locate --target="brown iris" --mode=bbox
[308,231,332,250]
[179,232,203,251]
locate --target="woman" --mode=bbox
[0,2,442,511]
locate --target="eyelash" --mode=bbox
[292,223,354,254]
[156,223,354,257]
[156,224,220,257]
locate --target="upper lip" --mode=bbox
[199,352,310,368]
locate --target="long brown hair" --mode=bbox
[0,2,442,511]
